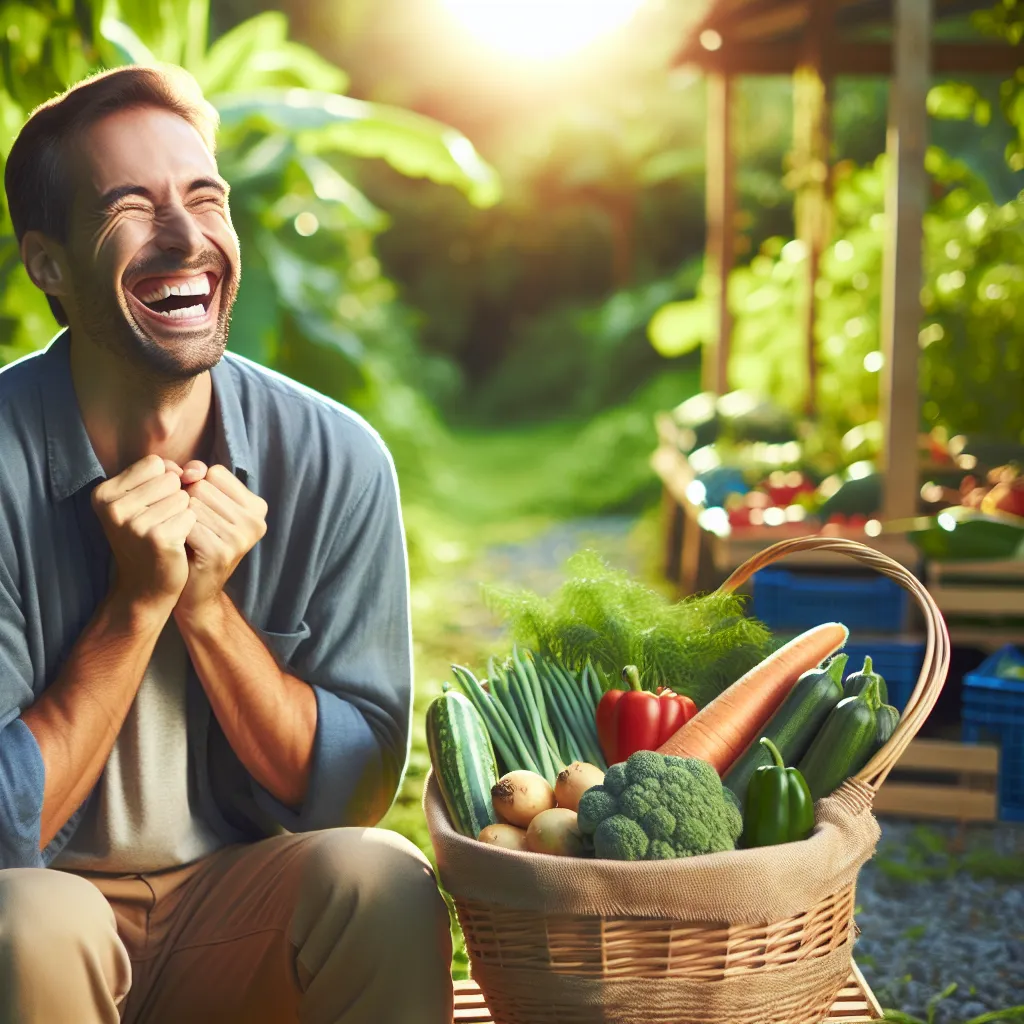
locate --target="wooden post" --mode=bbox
[880,0,932,522]
[792,0,834,418]
[703,72,735,396]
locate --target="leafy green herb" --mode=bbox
[484,549,773,707]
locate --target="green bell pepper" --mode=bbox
[742,737,815,848]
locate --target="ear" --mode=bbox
[21,230,70,300]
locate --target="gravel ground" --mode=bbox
[856,817,1024,1022]
[482,518,1024,1022]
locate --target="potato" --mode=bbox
[478,824,529,851]
[526,808,585,857]
[554,761,606,813]
[491,770,556,828]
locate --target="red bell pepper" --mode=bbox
[597,666,698,765]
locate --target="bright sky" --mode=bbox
[441,0,647,60]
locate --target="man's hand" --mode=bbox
[92,454,198,618]
[174,463,268,626]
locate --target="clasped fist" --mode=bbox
[92,453,267,622]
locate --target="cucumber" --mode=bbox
[873,703,900,754]
[426,691,500,838]
[723,653,847,807]
[797,680,882,801]
[843,656,888,705]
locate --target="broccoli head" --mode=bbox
[575,750,743,861]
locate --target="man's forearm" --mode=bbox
[21,592,169,851]
[175,592,317,809]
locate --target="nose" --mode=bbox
[154,199,207,259]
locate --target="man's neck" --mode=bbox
[68,331,216,479]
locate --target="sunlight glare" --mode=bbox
[442,0,647,60]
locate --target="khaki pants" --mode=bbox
[0,828,454,1024]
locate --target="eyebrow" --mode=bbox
[96,177,230,212]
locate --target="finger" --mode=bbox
[187,494,233,541]
[164,460,183,477]
[180,460,208,486]
[150,507,198,548]
[105,472,183,528]
[93,453,167,507]
[204,464,258,507]
[186,479,242,525]
[128,490,191,535]
[184,518,227,556]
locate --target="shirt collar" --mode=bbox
[42,329,254,502]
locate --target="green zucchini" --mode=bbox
[797,680,882,801]
[426,691,500,838]
[723,653,847,807]
[843,656,888,705]
[873,703,900,754]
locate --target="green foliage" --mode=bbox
[0,0,499,478]
[649,147,1024,442]
[484,549,773,707]
[883,986,1024,1023]
[873,823,1024,884]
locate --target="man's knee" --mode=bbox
[297,828,450,942]
[0,868,116,967]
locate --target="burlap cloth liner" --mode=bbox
[424,772,882,924]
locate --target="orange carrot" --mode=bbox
[656,622,850,773]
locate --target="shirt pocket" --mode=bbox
[257,621,311,666]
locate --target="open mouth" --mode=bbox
[126,270,221,326]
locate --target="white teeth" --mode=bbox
[138,273,211,304]
[156,303,206,320]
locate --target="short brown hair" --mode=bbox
[4,63,219,325]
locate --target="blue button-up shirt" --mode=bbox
[0,330,413,869]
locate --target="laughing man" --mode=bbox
[0,63,452,1024]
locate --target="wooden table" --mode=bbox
[453,961,884,1022]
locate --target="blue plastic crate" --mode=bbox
[752,569,908,633]
[962,645,1024,822]
[841,639,926,714]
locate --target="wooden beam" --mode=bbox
[676,41,1020,76]
[703,73,736,396]
[792,0,835,417]
[879,0,931,523]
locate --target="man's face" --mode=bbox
[64,104,241,381]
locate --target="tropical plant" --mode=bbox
[0,0,500,484]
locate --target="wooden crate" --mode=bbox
[873,737,1000,822]
[652,414,920,597]
[925,560,1024,652]
[453,961,884,1022]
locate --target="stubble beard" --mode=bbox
[74,260,240,385]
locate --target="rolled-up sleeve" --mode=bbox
[0,556,45,869]
[250,447,413,832]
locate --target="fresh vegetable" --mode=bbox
[485,549,773,708]
[657,622,850,773]
[575,750,743,861]
[597,666,698,764]
[426,691,500,839]
[554,761,605,813]
[491,770,556,828]
[449,651,607,786]
[723,654,847,806]
[798,679,883,801]
[741,737,815,848]
[873,703,900,753]
[478,824,529,850]
[843,656,888,705]
[526,808,585,857]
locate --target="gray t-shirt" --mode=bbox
[52,565,223,873]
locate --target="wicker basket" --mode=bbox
[425,537,950,1024]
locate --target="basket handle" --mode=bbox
[718,535,950,793]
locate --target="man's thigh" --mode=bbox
[105,828,450,1024]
